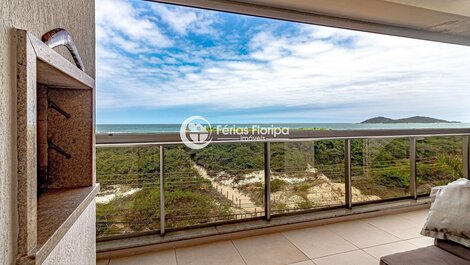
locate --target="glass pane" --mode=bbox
[270,140,345,215]
[351,138,411,203]
[96,146,161,237]
[416,136,463,195]
[165,143,264,229]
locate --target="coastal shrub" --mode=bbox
[314,140,346,166]
[293,182,313,192]
[270,178,286,192]
[436,154,462,179]
[96,147,138,180]
[271,142,314,173]
[296,200,315,209]
[96,135,464,236]
[191,144,264,176]
[373,168,409,188]
[132,188,160,221]
[165,189,232,226]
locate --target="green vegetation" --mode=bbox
[191,143,264,177]
[96,145,233,237]
[96,136,464,237]
[416,137,463,194]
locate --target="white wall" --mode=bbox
[42,201,96,265]
[0,1,94,264]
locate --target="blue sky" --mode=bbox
[96,0,470,124]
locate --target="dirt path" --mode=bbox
[193,164,264,216]
[195,163,380,217]
[96,186,142,204]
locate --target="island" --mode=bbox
[361,116,459,124]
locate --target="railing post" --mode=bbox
[264,142,271,221]
[463,136,469,179]
[312,142,315,168]
[410,137,417,200]
[160,145,165,236]
[344,139,352,209]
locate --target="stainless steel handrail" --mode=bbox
[95,129,470,237]
[96,128,470,147]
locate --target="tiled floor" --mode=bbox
[97,209,432,265]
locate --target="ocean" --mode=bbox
[96,123,470,134]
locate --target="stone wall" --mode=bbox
[42,201,96,265]
[0,1,95,264]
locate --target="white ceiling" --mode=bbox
[156,0,470,45]
[232,0,470,35]
[386,0,470,17]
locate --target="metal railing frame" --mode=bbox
[96,129,470,237]
[344,139,352,209]
[410,137,417,200]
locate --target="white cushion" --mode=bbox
[421,178,470,247]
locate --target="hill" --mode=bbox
[361,116,458,124]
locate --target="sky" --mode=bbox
[96,0,470,124]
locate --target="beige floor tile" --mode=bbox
[233,233,309,265]
[283,226,357,259]
[363,214,423,239]
[288,260,315,265]
[363,241,418,259]
[96,259,109,265]
[176,240,245,265]
[109,249,177,265]
[392,226,422,239]
[325,220,400,248]
[313,250,377,265]
[397,209,429,225]
[407,236,434,247]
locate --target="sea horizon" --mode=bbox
[96,122,470,134]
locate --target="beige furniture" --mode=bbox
[381,179,470,265]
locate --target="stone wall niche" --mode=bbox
[16,29,99,265]
[41,87,93,191]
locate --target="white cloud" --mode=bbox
[96,0,172,53]
[152,5,218,36]
[96,1,470,122]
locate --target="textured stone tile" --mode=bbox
[313,250,377,265]
[363,241,417,259]
[407,236,434,247]
[397,209,429,226]
[233,233,308,265]
[363,214,423,239]
[176,240,245,265]
[47,88,93,189]
[283,226,357,259]
[288,260,315,265]
[326,220,400,248]
[109,249,177,265]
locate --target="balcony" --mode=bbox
[94,128,469,262]
[4,0,470,264]
[97,208,431,265]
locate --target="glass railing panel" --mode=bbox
[164,143,265,229]
[416,136,463,195]
[96,146,161,238]
[95,132,469,238]
[351,138,411,203]
[270,140,345,215]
